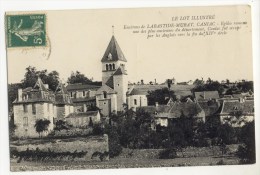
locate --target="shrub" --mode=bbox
[216,159,225,165]
[158,148,177,159]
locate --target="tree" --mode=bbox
[237,121,255,164]
[54,120,70,131]
[217,123,236,145]
[21,66,60,91]
[9,113,17,137]
[192,79,225,95]
[8,83,23,111]
[34,119,51,138]
[147,88,176,105]
[67,71,92,84]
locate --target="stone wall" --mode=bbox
[10,135,109,161]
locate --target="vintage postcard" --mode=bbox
[5,5,255,172]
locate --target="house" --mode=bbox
[13,77,56,138]
[219,99,254,127]
[198,100,221,120]
[194,91,219,101]
[137,101,205,128]
[66,83,101,112]
[65,111,101,128]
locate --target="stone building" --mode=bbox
[219,99,254,127]
[65,111,101,128]
[96,35,128,116]
[13,77,56,138]
[66,83,101,112]
[54,82,74,120]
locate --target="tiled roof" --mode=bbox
[66,111,99,118]
[101,35,127,62]
[113,66,127,75]
[72,96,96,103]
[55,82,69,94]
[220,100,254,115]
[198,101,220,117]
[66,83,101,91]
[105,76,114,89]
[137,102,203,119]
[194,91,219,101]
[96,84,117,95]
[127,84,193,97]
[33,77,48,91]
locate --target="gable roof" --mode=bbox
[33,77,48,91]
[220,100,254,115]
[137,102,203,119]
[105,76,114,89]
[96,84,117,95]
[194,91,219,101]
[101,35,127,62]
[55,82,68,94]
[198,101,220,117]
[66,83,101,91]
[113,66,127,75]
[127,84,193,97]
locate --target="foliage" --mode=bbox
[158,148,177,159]
[92,123,104,135]
[192,79,225,95]
[216,123,236,144]
[237,81,254,92]
[67,71,92,84]
[21,66,60,91]
[9,114,17,137]
[147,87,176,105]
[54,120,71,131]
[11,148,87,162]
[34,119,51,138]
[236,121,255,164]
[8,83,23,111]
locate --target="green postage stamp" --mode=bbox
[6,14,46,47]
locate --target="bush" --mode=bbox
[216,159,225,165]
[158,148,177,159]
[92,124,104,135]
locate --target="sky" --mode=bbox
[7,6,253,84]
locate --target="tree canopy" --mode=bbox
[147,88,176,106]
[67,71,92,84]
[21,66,60,91]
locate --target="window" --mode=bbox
[23,104,28,113]
[113,64,115,70]
[83,91,86,96]
[23,117,28,127]
[32,104,36,115]
[70,92,73,97]
[134,99,137,105]
[103,91,107,99]
[106,64,109,71]
[118,84,120,86]
[109,64,112,70]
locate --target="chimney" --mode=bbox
[155,79,157,84]
[155,102,159,107]
[18,89,23,101]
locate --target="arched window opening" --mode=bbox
[109,64,112,70]
[103,91,107,99]
[113,64,115,70]
[106,64,109,71]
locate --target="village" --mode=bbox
[8,34,255,170]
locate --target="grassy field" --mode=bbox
[10,155,240,171]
